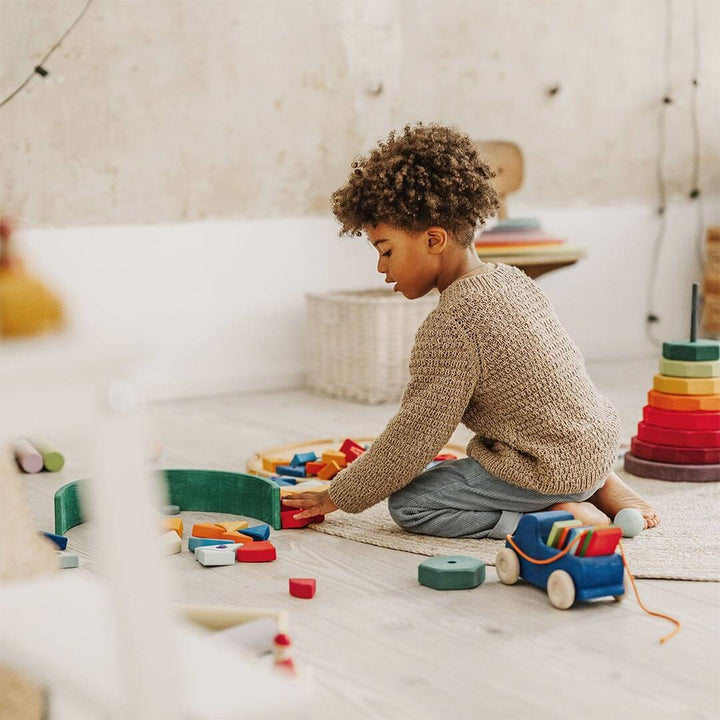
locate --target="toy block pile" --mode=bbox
[262,438,367,485]
[545,519,622,557]
[624,287,720,482]
[187,520,276,566]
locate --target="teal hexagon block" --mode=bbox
[418,555,486,590]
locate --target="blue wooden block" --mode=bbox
[290,452,317,467]
[275,465,305,478]
[41,532,68,550]
[188,536,240,552]
[271,475,298,486]
[241,524,271,541]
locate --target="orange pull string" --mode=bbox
[617,540,681,644]
[504,534,682,644]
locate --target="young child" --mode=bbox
[284,123,659,538]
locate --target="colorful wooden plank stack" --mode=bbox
[545,519,622,557]
[624,285,720,482]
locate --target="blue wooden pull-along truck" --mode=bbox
[495,510,626,609]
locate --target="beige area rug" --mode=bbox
[311,470,720,581]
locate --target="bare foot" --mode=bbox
[548,501,611,527]
[588,471,660,529]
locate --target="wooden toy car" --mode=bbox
[495,511,626,609]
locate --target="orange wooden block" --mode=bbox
[191,523,227,539]
[321,450,347,468]
[220,531,254,544]
[648,389,720,412]
[163,517,183,539]
[317,461,341,480]
[215,520,249,532]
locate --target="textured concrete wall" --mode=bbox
[1,0,719,228]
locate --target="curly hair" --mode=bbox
[331,123,499,246]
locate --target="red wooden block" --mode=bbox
[643,405,720,431]
[280,510,325,529]
[340,438,365,463]
[631,436,720,464]
[624,452,720,482]
[433,453,458,462]
[305,461,326,476]
[235,541,276,563]
[637,421,720,448]
[289,578,316,599]
[582,527,622,556]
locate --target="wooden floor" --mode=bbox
[23,357,720,720]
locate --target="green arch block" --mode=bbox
[53,470,281,536]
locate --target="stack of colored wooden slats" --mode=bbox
[474,217,575,259]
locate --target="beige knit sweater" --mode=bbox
[328,263,621,514]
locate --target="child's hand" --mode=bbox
[283,490,338,520]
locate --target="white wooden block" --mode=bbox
[58,551,79,569]
[159,530,182,555]
[196,545,238,566]
[193,543,241,558]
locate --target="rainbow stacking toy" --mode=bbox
[624,284,720,482]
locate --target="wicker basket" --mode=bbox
[305,288,439,404]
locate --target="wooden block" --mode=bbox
[339,438,365,463]
[583,527,622,556]
[289,578,316,599]
[196,545,238,566]
[191,523,227,539]
[280,485,329,497]
[31,441,65,472]
[290,452,317,467]
[163,517,183,538]
[305,461,327,476]
[280,510,325,528]
[13,439,43,473]
[648,389,720,412]
[637,421,720,448]
[653,374,720,396]
[189,536,241,552]
[220,531,254,543]
[662,339,720,362]
[624,452,720,482]
[162,504,180,515]
[631,436,720,464]
[214,520,249,532]
[57,551,79,569]
[546,519,582,548]
[160,530,182,555]
[643,405,720,431]
[564,526,593,554]
[262,456,291,473]
[418,556,486,590]
[659,357,720,378]
[236,540,277,562]
[433,453,458,462]
[317,461,341,480]
[321,450,347,468]
[271,476,297,486]
[275,465,306,478]
[241,524,271,541]
[41,531,68,550]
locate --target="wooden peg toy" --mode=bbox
[289,578,316,599]
[662,285,720,361]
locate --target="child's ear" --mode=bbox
[426,227,448,255]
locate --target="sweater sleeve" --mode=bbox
[328,310,482,513]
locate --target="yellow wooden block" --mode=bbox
[317,461,341,480]
[653,374,720,395]
[163,517,183,539]
[280,485,330,497]
[262,456,291,473]
[215,520,249,532]
[220,531,254,544]
[321,450,347,468]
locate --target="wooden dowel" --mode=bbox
[691,283,699,342]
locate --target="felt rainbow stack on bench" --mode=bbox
[545,519,622,557]
[624,285,720,483]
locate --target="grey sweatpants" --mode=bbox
[388,457,601,540]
